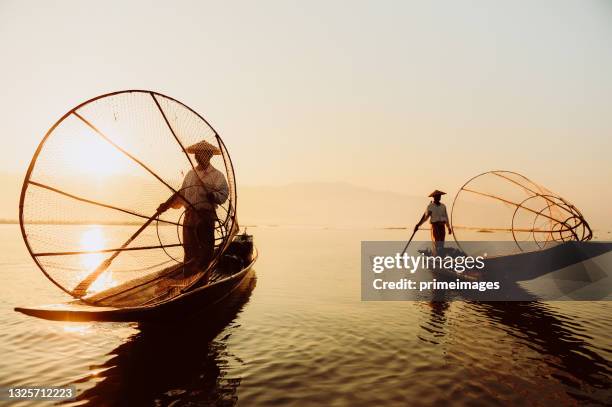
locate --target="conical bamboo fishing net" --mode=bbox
[451,171,592,256]
[20,90,237,306]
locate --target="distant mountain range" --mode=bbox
[0,173,426,228]
[238,182,428,227]
[1,173,609,236]
[0,173,22,221]
[238,182,426,228]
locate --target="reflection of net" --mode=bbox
[451,171,592,256]
[20,91,237,305]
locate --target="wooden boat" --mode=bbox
[15,90,257,321]
[410,171,612,300]
[421,241,612,283]
[15,236,257,322]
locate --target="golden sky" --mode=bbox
[0,0,611,227]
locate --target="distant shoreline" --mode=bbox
[0,220,610,236]
[0,219,143,226]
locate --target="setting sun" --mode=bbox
[58,117,129,179]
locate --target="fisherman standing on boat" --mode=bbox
[415,190,452,255]
[157,140,229,277]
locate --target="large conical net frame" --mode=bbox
[450,170,592,256]
[20,90,238,306]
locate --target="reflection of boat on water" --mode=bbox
[14,90,257,322]
[417,299,612,405]
[474,301,612,404]
[67,272,256,406]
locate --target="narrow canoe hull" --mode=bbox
[427,241,612,283]
[483,241,612,282]
[15,251,257,323]
[422,242,612,301]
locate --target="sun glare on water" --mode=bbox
[62,323,92,335]
[78,226,117,294]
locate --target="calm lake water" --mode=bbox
[0,224,611,406]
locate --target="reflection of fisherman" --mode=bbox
[157,140,229,276]
[415,190,452,255]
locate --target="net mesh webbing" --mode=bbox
[20,91,237,306]
[450,170,592,256]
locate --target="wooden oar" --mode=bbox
[400,214,426,256]
[72,207,165,297]
[399,229,418,257]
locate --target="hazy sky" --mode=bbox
[1,0,611,224]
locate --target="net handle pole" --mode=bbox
[71,207,164,297]
[72,111,202,215]
[150,93,226,196]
